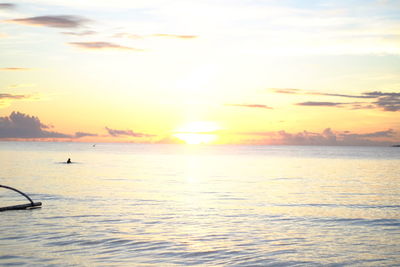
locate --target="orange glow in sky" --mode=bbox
[173,121,220,145]
[0,0,399,145]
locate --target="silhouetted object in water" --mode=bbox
[0,185,42,211]
[67,158,71,164]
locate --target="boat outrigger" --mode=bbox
[0,185,42,212]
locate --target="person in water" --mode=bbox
[67,158,71,164]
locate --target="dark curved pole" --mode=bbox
[0,184,34,205]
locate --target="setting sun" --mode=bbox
[173,121,220,144]
[174,133,216,145]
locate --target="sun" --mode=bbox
[173,121,220,145]
[174,133,216,145]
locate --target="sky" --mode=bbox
[1,0,400,145]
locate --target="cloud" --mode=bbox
[271,88,375,99]
[61,30,96,36]
[296,100,384,110]
[0,67,31,71]
[105,127,155,138]
[75,131,98,138]
[0,93,37,107]
[271,88,302,94]
[242,128,398,146]
[296,101,345,107]
[341,129,395,139]
[6,83,35,89]
[151,34,198,39]
[113,32,198,40]
[365,91,400,97]
[0,3,15,9]
[274,129,339,146]
[373,95,400,111]
[272,88,400,112]
[7,15,89,28]
[365,91,400,111]
[349,103,376,110]
[0,93,31,100]
[311,92,376,99]
[0,112,156,141]
[225,104,273,110]
[4,0,400,56]
[0,111,71,139]
[113,33,143,39]
[69,42,143,51]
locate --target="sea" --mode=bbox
[1,142,399,266]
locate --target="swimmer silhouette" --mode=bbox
[67,158,71,164]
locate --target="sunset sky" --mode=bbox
[1,0,399,145]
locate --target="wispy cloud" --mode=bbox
[309,92,376,99]
[271,88,375,99]
[7,15,89,28]
[296,101,346,107]
[69,42,143,51]
[6,83,35,89]
[270,88,302,94]
[225,104,273,110]
[61,30,96,36]
[113,33,143,39]
[0,3,15,9]
[0,93,37,107]
[0,67,31,71]
[105,127,155,138]
[0,93,31,100]
[272,88,400,112]
[75,132,98,138]
[4,0,400,55]
[151,33,197,39]
[113,32,198,40]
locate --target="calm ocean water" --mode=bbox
[1,142,400,266]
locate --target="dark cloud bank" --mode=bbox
[244,128,397,146]
[0,112,97,139]
[0,112,153,140]
[0,111,70,138]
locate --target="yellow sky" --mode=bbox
[1,0,400,145]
